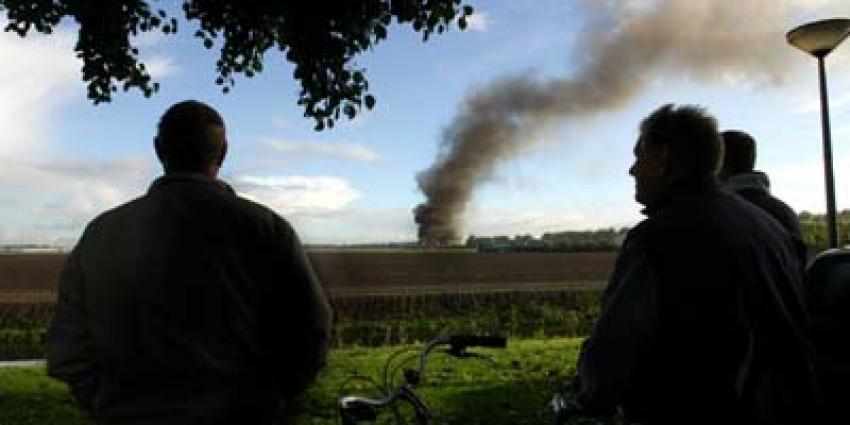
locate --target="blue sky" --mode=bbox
[2,0,850,246]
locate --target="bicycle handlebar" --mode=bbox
[340,333,507,424]
[416,334,506,378]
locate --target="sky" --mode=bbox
[1,0,850,247]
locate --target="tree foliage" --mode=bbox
[465,211,850,255]
[0,0,474,130]
[799,209,850,253]
[466,228,630,253]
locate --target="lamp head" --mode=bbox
[787,18,850,58]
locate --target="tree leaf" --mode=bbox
[3,0,473,129]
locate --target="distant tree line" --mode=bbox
[305,242,473,251]
[265,210,850,254]
[0,244,63,253]
[466,228,629,253]
[798,209,850,253]
[465,210,850,255]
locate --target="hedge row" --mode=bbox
[0,289,603,360]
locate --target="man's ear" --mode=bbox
[657,146,676,178]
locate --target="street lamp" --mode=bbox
[787,18,850,249]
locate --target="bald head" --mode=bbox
[155,100,227,176]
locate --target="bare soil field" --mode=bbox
[309,251,614,296]
[0,251,615,301]
[1,252,613,352]
[0,255,67,292]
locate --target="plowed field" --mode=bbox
[0,251,616,301]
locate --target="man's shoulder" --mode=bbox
[84,196,146,233]
[229,195,295,233]
[83,188,294,241]
[623,219,653,246]
[738,188,798,217]
[641,188,765,240]
[734,188,801,235]
[644,187,799,263]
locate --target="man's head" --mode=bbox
[155,100,227,176]
[719,130,756,181]
[629,104,722,207]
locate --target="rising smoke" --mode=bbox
[414,0,817,245]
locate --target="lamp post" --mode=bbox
[787,18,850,249]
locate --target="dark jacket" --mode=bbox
[576,177,814,424]
[47,174,332,425]
[727,171,807,264]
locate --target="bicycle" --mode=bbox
[338,333,508,425]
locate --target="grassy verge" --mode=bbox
[0,338,598,425]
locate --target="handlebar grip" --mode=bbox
[449,334,507,348]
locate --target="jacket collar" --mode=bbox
[148,173,236,195]
[641,175,721,217]
[726,170,770,194]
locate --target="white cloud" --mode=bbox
[792,90,850,115]
[37,184,128,220]
[289,208,416,244]
[771,153,850,214]
[465,11,491,32]
[0,161,365,247]
[284,205,635,245]
[0,155,156,247]
[130,28,180,79]
[0,22,80,157]
[130,30,168,48]
[36,156,151,179]
[232,175,361,216]
[0,23,160,247]
[142,54,179,79]
[462,207,628,237]
[263,137,381,163]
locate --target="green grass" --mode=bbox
[0,366,86,424]
[0,338,593,425]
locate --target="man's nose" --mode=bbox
[628,162,636,177]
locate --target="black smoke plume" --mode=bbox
[414,0,811,245]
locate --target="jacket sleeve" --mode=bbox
[574,233,659,414]
[46,244,98,411]
[268,220,333,397]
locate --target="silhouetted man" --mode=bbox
[572,104,814,424]
[720,130,807,263]
[47,100,332,425]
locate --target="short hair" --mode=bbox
[720,130,756,175]
[640,104,722,180]
[155,100,225,172]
